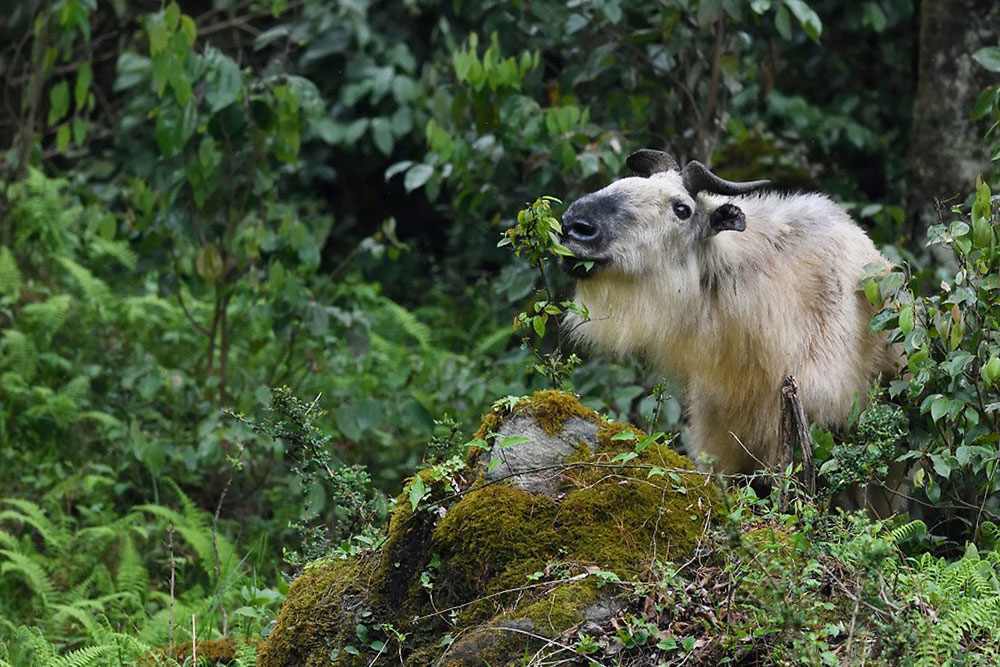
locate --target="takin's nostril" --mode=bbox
[566,219,599,242]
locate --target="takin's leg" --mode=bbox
[686,389,763,475]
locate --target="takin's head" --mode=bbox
[559,149,770,279]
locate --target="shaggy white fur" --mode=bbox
[565,170,899,474]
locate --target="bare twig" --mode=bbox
[211,475,234,636]
[780,376,815,498]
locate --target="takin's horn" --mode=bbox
[625,149,680,177]
[681,161,770,197]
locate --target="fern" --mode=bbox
[57,257,111,305]
[380,299,431,349]
[115,534,149,604]
[0,246,21,301]
[0,549,56,606]
[887,519,927,546]
[49,644,115,667]
[22,295,72,339]
[1,329,38,380]
[0,498,70,555]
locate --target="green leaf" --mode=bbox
[899,305,913,334]
[372,117,394,155]
[165,2,180,30]
[56,123,71,152]
[863,278,880,305]
[404,164,433,192]
[498,435,531,449]
[930,397,950,423]
[862,2,887,32]
[146,17,168,55]
[929,454,952,479]
[180,15,197,46]
[783,0,822,40]
[71,117,87,146]
[74,62,92,110]
[532,315,547,338]
[204,49,243,112]
[982,356,1000,387]
[973,47,1000,73]
[408,475,426,511]
[48,81,69,125]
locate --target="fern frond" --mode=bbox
[0,498,69,554]
[0,549,55,606]
[4,626,56,666]
[57,257,111,304]
[0,531,17,551]
[50,644,115,667]
[50,604,101,642]
[136,501,237,583]
[380,299,431,348]
[116,534,148,604]
[0,246,22,301]
[887,519,927,546]
[22,295,72,338]
[87,236,137,270]
[0,329,38,380]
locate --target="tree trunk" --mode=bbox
[907,0,1000,239]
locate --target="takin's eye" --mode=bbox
[672,202,692,220]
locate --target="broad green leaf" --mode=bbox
[48,81,69,125]
[899,304,913,334]
[408,475,426,511]
[863,278,880,305]
[982,356,1000,387]
[56,123,71,152]
[783,0,822,40]
[404,164,434,192]
[930,397,950,423]
[973,47,1000,73]
[74,63,92,110]
[371,117,393,155]
[498,435,531,449]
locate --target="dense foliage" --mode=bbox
[0,0,999,664]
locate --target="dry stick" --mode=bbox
[780,375,816,505]
[212,475,234,636]
[191,614,197,664]
[167,524,176,647]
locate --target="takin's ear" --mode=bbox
[625,149,679,177]
[708,203,747,235]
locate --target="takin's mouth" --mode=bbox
[560,255,610,279]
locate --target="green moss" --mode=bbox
[258,557,373,667]
[516,580,600,634]
[432,485,560,604]
[558,457,715,570]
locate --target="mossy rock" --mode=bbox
[259,391,719,666]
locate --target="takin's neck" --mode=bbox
[571,245,779,384]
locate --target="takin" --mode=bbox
[560,148,899,480]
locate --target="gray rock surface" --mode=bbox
[480,414,599,497]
